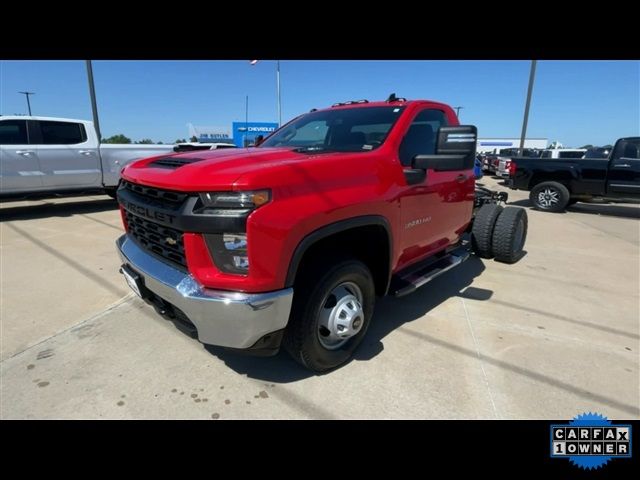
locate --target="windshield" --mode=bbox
[260,106,406,152]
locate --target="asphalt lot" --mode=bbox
[1,177,638,419]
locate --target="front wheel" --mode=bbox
[530,181,570,212]
[284,259,375,372]
[105,181,121,200]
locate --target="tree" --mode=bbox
[102,134,132,144]
[136,139,154,144]
[602,144,613,149]
[174,138,187,144]
[190,136,198,143]
[580,144,593,149]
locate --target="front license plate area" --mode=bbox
[121,264,145,298]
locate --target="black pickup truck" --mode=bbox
[508,137,640,212]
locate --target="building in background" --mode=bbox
[477,137,548,154]
[187,123,232,143]
[232,122,279,147]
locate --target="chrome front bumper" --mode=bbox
[116,235,293,349]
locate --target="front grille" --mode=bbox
[121,180,189,206]
[124,209,187,270]
[149,157,206,169]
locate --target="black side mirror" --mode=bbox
[254,135,265,147]
[413,125,477,171]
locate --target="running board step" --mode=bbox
[390,250,470,297]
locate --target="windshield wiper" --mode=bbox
[293,146,334,153]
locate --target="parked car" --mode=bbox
[116,96,528,372]
[539,148,587,159]
[508,137,640,211]
[0,116,176,199]
[484,153,500,174]
[497,148,541,178]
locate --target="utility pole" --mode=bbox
[454,106,464,119]
[519,60,537,155]
[85,60,102,142]
[18,91,34,115]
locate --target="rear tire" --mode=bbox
[530,181,570,212]
[471,204,503,259]
[284,259,375,373]
[492,207,528,264]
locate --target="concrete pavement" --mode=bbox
[1,180,638,419]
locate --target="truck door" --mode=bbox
[0,119,43,193]
[33,120,101,188]
[607,138,640,196]
[397,108,474,269]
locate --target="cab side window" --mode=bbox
[399,109,447,166]
[0,120,28,145]
[37,121,87,145]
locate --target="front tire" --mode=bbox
[284,259,375,373]
[530,181,570,212]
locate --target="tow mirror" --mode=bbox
[413,125,477,171]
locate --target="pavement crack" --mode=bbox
[461,297,500,420]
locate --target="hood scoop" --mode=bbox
[150,156,207,169]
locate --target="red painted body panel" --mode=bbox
[120,100,475,293]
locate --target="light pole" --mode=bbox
[276,60,282,127]
[85,60,102,142]
[245,95,249,147]
[454,106,464,119]
[250,60,282,126]
[519,60,537,156]
[18,91,34,116]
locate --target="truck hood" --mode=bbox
[121,147,321,191]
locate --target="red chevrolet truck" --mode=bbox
[116,96,527,372]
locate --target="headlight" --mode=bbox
[197,190,270,213]
[205,233,249,274]
[197,190,270,275]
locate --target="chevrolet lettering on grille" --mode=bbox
[126,201,176,224]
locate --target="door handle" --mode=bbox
[16,150,35,156]
[78,150,94,156]
[455,174,467,182]
[616,164,631,168]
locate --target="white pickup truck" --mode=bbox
[0,116,176,198]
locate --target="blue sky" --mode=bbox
[1,60,638,146]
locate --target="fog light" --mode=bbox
[225,234,249,271]
[223,233,247,250]
[233,255,249,269]
[205,233,249,274]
